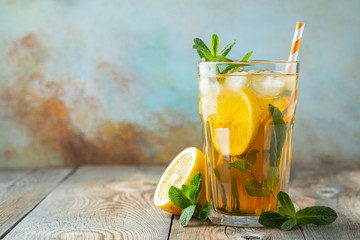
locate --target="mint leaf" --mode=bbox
[211,34,219,56]
[216,55,233,62]
[245,149,259,168]
[228,159,250,173]
[190,172,202,186]
[277,191,296,218]
[266,167,280,191]
[198,200,210,221]
[218,40,237,57]
[193,38,211,53]
[168,186,192,209]
[220,63,245,74]
[168,172,211,226]
[193,44,212,54]
[181,185,197,204]
[231,176,240,211]
[189,172,202,204]
[219,183,227,209]
[241,51,253,62]
[180,205,196,227]
[214,168,227,208]
[233,149,259,169]
[193,35,253,69]
[281,218,297,231]
[269,105,287,167]
[258,191,338,230]
[213,167,222,183]
[296,206,338,225]
[282,89,293,96]
[259,211,288,228]
[245,178,270,197]
[201,50,217,61]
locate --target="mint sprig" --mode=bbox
[168,172,210,227]
[193,34,253,74]
[259,191,338,230]
[269,104,287,167]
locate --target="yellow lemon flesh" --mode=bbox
[208,88,261,156]
[153,147,205,215]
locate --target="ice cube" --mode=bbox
[201,99,217,120]
[198,62,218,75]
[225,71,249,92]
[199,76,220,98]
[250,75,285,98]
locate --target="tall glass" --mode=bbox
[198,60,299,226]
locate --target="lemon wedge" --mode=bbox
[153,147,206,215]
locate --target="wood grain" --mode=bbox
[0,169,32,190]
[169,218,227,239]
[289,167,360,240]
[1,166,359,240]
[225,225,305,239]
[0,168,73,237]
[3,166,172,240]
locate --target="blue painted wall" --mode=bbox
[0,0,359,167]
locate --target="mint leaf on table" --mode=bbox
[189,172,203,203]
[180,205,196,227]
[259,211,288,228]
[198,200,210,221]
[168,172,210,227]
[168,186,192,210]
[281,218,297,231]
[296,206,337,225]
[277,191,296,218]
[259,191,338,231]
[181,185,197,204]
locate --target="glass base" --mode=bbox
[208,209,263,227]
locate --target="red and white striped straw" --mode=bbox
[288,22,305,62]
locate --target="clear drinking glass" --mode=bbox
[198,60,299,226]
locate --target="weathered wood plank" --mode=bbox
[0,168,73,237]
[225,226,305,240]
[290,167,360,240]
[3,166,171,240]
[0,169,32,190]
[169,218,227,239]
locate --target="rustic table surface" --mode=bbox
[0,165,359,240]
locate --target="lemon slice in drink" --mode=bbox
[153,147,205,215]
[208,88,261,156]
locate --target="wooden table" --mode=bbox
[0,165,359,240]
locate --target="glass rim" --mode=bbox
[197,59,299,64]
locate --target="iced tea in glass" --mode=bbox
[198,60,299,226]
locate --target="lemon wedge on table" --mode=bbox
[153,147,206,215]
[208,88,261,156]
